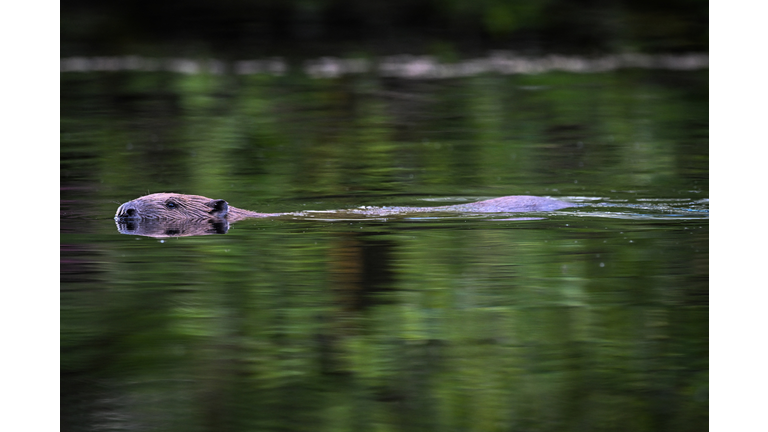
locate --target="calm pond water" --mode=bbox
[61,66,708,432]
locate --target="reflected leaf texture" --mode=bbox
[61,1,708,430]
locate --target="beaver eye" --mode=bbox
[166,201,178,209]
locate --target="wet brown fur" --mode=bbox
[115,192,573,222]
[115,193,277,222]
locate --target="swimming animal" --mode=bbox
[115,192,574,222]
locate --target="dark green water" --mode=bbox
[61,67,708,431]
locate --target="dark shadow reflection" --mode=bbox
[115,218,230,238]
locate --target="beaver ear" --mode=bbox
[207,199,230,218]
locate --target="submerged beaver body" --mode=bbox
[115,192,573,223]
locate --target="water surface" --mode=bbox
[61,66,708,431]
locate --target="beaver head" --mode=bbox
[115,193,231,221]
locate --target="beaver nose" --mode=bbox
[115,203,138,219]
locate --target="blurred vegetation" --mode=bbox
[61,0,708,57]
[61,66,707,431]
[61,67,708,203]
[61,1,708,425]
[62,216,708,431]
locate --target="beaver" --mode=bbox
[115,192,574,223]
